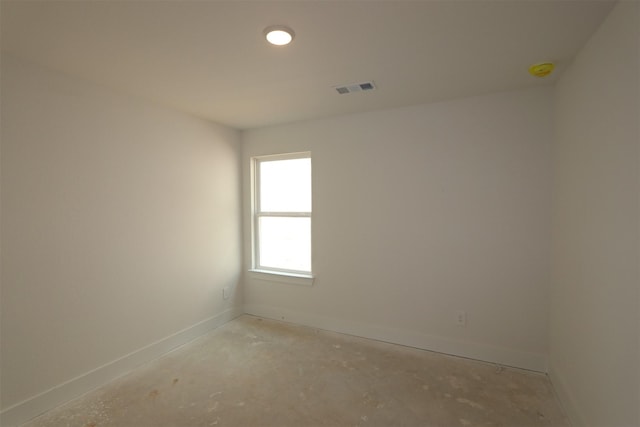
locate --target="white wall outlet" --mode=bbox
[223,286,230,300]
[456,310,467,327]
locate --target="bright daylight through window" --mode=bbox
[253,153,311,276]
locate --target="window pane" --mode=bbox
[259,217,311,272]
[260,158,311,212]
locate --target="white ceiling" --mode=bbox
[1,0,614,129]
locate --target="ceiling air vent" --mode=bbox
[334,81,376,95]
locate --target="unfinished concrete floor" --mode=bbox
[22,316,568,427]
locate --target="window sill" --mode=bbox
[248,270,315,287]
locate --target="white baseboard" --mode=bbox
[548,363,584,427]
[2,305,548,427]
[244,304,548,373]
[0,307,243,427]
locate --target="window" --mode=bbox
[252,152,312,277]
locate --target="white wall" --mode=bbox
[7,4,635,424]
[550,2,640,426]
[0,56,243,426]
[242,87,554,371]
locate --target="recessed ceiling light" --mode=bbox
[264,25,295,46]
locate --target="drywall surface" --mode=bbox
[550,2,640,426]
[0,56,243,424]
[242,87,553,371]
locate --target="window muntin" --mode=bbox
[253,153,311,275]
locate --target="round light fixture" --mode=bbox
[264,25,295,46]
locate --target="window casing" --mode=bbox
[252,152,312,277]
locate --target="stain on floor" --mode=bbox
[21,315,568,427]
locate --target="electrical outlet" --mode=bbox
[456,310,467,327]
[223,287,230,300]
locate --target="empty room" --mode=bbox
[1,1,638,426]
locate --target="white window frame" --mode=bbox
[250,152,313,283]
